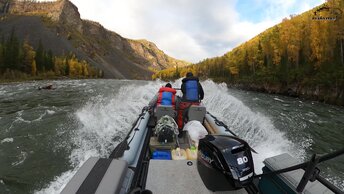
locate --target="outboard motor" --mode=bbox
[197,135,254,191]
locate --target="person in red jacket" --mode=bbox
[149,83,177,110]
[157,83,177,107]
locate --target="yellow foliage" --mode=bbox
[152,0,344,85]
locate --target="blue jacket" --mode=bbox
[181,77,204,102]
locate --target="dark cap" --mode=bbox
[186,72,193,77]
[165,83,172,88]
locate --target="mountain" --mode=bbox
[154,0,344,105]
[0,0,189,79]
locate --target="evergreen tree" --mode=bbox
[45,49,54,71]
[35,40,44,72]
[4,28,21,70]
[0,36,4,71]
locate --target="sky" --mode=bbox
[66,0,326,63]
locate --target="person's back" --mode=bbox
[157,85,176,106]
[177,72,204,131]
[149,83,176,109]
[181,72,204,102]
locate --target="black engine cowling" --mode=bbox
[197,135,254,191]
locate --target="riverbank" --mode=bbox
[225,81,344,106]
[0,76,71,84]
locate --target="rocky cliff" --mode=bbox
[0,0,189,79]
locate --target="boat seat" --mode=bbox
[155,105,176,120]
[61,157,130,194]
[261,153,334,194]
[187,105,206,122]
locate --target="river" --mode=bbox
[0,79,343,193]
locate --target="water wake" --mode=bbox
[0,138,13,144]
[37,80,305,193]
[36,81,160,194]
[11,151,28,167]
[200,80,305,172]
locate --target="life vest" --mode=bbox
[157,87,176,106]
[185,80,199,101]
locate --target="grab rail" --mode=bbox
[255,148,344,194]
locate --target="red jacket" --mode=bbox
[157,87,176,107]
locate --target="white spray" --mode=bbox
[199,80,304,172]
[36,81,162,194]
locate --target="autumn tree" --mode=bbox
[22,41,36,74]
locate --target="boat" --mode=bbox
[61,101,344,194]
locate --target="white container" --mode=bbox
[171,148,187,160]
[186,147,198,160]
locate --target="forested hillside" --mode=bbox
[154,0,344,105]
[0,0,188,80]
[0,29,102,80]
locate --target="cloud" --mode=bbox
[69,0,324,62]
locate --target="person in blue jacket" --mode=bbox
[181,72,204,102]
[177,72,204,130]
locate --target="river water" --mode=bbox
[0,79,343,193]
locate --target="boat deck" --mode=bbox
[146,159,248,194]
